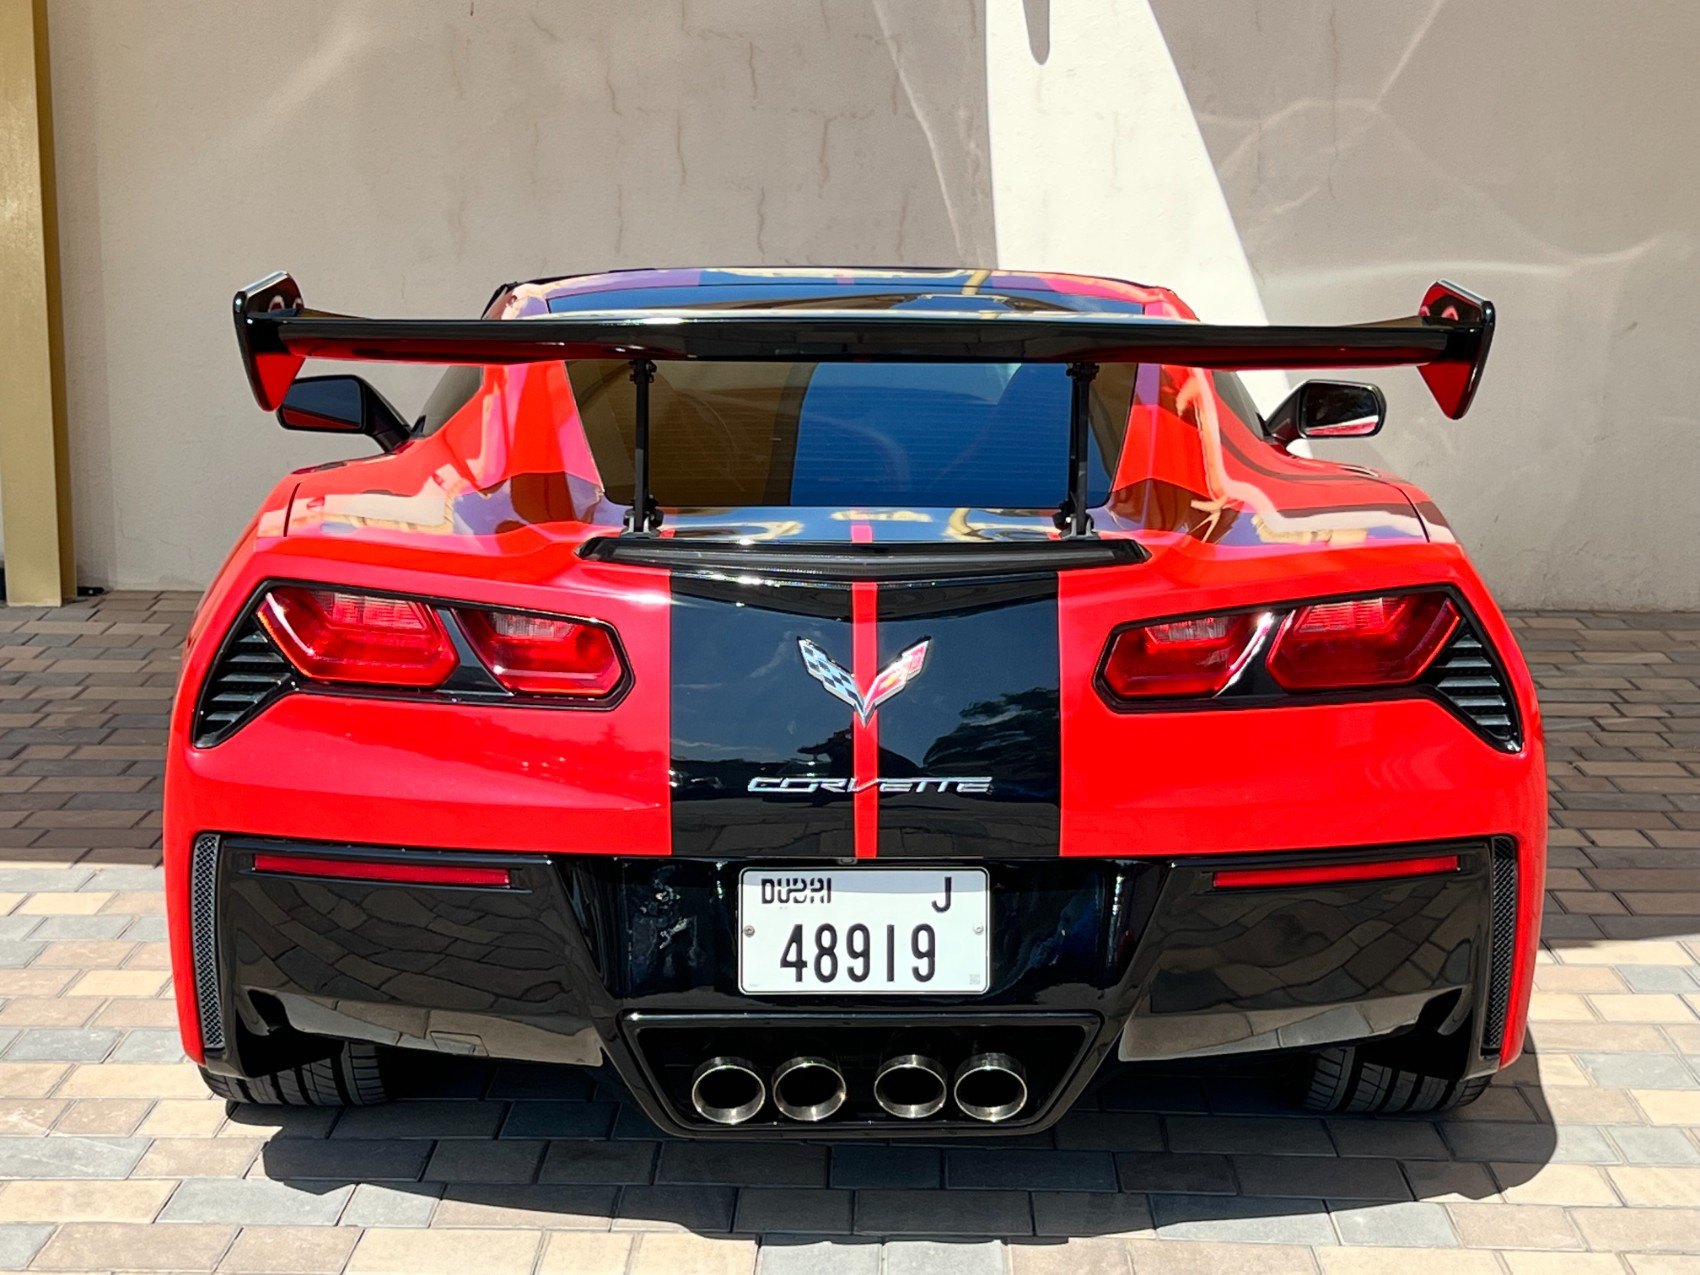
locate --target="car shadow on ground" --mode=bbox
[244,1035,1558,1241]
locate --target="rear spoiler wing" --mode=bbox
[233,272,1493,534]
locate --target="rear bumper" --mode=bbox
[186,834,1523,1137]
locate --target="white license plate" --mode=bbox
[738,868,989,994]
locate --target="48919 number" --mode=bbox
[779,921,936,985]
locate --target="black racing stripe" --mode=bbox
[669,575,856,857]
[872,577,1060,858]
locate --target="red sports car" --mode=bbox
[164,267,1543,1134]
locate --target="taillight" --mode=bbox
[258,587,457,687]
[1266,592,1459,691]
[1100,611,1263,700]
[458,608,624,698]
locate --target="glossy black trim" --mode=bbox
[580,536,1145,580]
[190,581,635,748]
[206,835,1507,1136]
[1091,584,1524,752]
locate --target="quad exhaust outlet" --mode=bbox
[685,1047,1032,1124]
[689,1056,766,1125]
[873,1053,949,1119]
[771,1056,847,1122]
[952,1051,1028,1123]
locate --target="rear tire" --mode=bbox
[199,1041,388,1106]
[1301,1044,1490,1114]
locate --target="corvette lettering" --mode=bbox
[748,776,994,795]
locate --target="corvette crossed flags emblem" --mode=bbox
[797,637,930,724]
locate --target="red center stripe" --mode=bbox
[851,523,878,859]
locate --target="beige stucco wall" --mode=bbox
[41,0,1700,606]
[1149,0,1700,610]
[46,0,991,588]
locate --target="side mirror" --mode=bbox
[276,375,410,453]
[1264,380,1387,446]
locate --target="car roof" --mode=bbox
[489,266,1190,319]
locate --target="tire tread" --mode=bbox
[1302,1045,1490,1115]
[198,1043,386,1107]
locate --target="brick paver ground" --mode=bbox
[0,592,1695,1273]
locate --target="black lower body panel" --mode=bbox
[199,835,1508,1137]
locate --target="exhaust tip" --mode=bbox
[953,1051,1028,1123]
[771,1056,847,1122]
[690,1056,765,1125]
[874,1053,948,1119]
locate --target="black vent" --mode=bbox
[1423,620,1520,750]
[193,618,293,746]
[1481,836,1519,1056]
[189,833,224,1053]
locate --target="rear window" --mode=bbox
[566,360,1136,510]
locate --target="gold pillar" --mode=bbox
[0,0,73,606]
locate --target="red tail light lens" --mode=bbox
[258,587,457,687]
[1266,592,1459,691]
[459,609,624,698]
[1101,611,1261,700]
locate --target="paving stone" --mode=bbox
[108,1027,187,1062]
[1330,1200,1459,1247]
[432,1184,618,1228]
[733,1187,853,1234]
[1607,1123,1700,1164]
[1030,1190,1152,1237]
[539,1139,657,1184]
[1150,1193,1338,1245]
[217,1225,359,1274]
[135,1136,264,1178]
[1050,1111,1164,1152]
[0,1223,55,1270]
[612,1184,736,1232]
[829,1145,941,1189]
[1235,1153,1411,1201]
[627,1233,757,1275]
[27,913,131,940]
[332,1100,506,1139]
[4,1027,118,1061]
[254,1138,430,1182]
[754,1238,880,1275]
[0,1178,172,1221]
[536,1233,635,1275]
[160,1178,353,1225]
[33,1221,235,1270]
[0,1133,147,1177]
[500,1100,617,1138]
[337,1182,440,1228]
[1570,1205,1700,1251]
[421,1138,545,1183]
[345,1226,541,1274]
[656,1141,828,1187]
[1114,1151,1236,1195]
[946,1148,1117,1191]
[883,1239,1008,1275]
[1446,1202,1582,1249]
[854,1189,1033,1236]
[1164,1115,1336,1157]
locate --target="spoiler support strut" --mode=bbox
[1059,362,1099,538]
[623,359,660,534]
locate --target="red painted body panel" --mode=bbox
[167,268,1545,1073]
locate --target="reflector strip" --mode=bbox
[1212,854,1460,890]
[250,854,512,888]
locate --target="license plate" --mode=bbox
[739,868,989,994]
